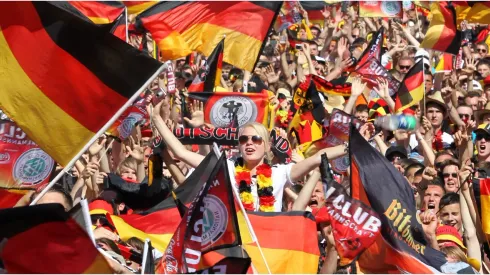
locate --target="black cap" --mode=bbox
[385,145,408,160]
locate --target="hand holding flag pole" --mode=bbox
[31,64,169,205]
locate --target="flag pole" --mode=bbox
[231,185,272,274]
[415,6,427,116]
[80,199,97,245]
[31,64,168,205]
[141,238,150,274]
[125,7,129,44]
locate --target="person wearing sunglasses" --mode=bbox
[474,123,490,163]
[150,101,350,212]
[475,42,488,57]
[439,159,461,193]
[396,56,414,77]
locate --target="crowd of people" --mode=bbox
[6,1,490,274]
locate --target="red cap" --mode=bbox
[89,199,114,215]
[436,225,466,250]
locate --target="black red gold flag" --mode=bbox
[193,257,251,274]
[420,2,461,55]
[394,60,424,113]
[368,98,390,119]
[187,90,270,128]
[0,186,33,209]
[135,2,281,71]
[356,26,384,69]
[188,39,224,93]
[0,2,162,166]
[0,204,112,273]
[67,1,125,24]
[123,1,158,15]
[465,2,490,24]
[350,127,448,273]
[311,74,352,97]
[108,11,127,41]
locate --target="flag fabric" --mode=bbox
[242,211,320,274]
[311,74,352,97]
[349,58,400,97]
[0,2,162,166]
[289,77,325,148]
[67,1,125,24]
[356,27,384,69]
[453,1,471,27]
[319,155,381,266]
[106,104,148,140]
[420,2,462,55]
[135,2,281,71]
[275,1,302,32]
[0,186,33,209]
[188,39,224,93]
[0,204,112,273]
[465,2,490,24]
[187,90,270,128]
[123,1,157,15]
[194,257,251,274]
[0,120,55,188]
[350,127,448,273]
[300,1,329,28]
[159,153,241,274]
[394,60,425,113]
[368,98,390,119]
[480,178,490,236]
[435,53,454,73]
[108,11,127,41]
[359,1,403,18]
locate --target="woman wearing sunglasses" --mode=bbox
[151,101,350,212]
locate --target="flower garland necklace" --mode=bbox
[235,158,275,212]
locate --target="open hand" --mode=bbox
[183,99,205,128]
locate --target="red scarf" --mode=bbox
[432,130,444,151]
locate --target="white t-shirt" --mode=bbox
[227,160,294,212]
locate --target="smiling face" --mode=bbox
[439,203,462,232]
[309,181,326,209]
[442,165,460,193]
[239,126,268,165]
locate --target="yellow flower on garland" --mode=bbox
[240,192,254,204]
[259,205,275,212]
[257,174,272,188]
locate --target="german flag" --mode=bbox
[289,77,325,148]
[368,98,390,119]
[68,1,125,24]
[135,2,281,71]
[311,74,352,97]
[420,2,461,55]
[0,204,112,273]
[394,60,424,113]
[0,2,162,166]
[301,1,329,28]
[480,178,490,236]
[356,27,384,69]
[123,1,158,15]
[188,39,224,93]
[350,127,448,273]
[187,90,270,128]
[435,53,454,73]
[453,1,471,28]
[466,2,490,24]
[108,11,127,42]
[242,212,320,274]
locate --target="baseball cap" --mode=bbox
[436,225,466,250]
[385,145,408,160]
[474,123,490,135]
[277,88,292,100]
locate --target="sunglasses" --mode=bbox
[238,135,263,145]
[459,114,474,119]
[477,48,487,53]
[476,133,490,141]
[399,65,411,70]
[442,173,458,178]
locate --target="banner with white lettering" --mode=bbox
[324,109,362,174]
[0,120,55,188]
[323,178,381,266]
[166,61,176,94]
[173,128,292,163]
[193,257,251,274]
[349,58,400,99]
[160,153,241,274]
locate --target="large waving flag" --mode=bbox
[66,1,125,24]
[350,127,448,273]
[135,2,281,71]
[187,90,270,128]
[188,39,224,93]
[356,27,384,69]
[420,2,461,55]
[123,1,158,15]
[394,60,424,113]
[0,2,162,166]
[0,204,112,273]
[465,2,490,24]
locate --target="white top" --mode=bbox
[227,160,294,212]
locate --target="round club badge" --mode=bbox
[201,195,228,250]
[209,96,258,127]
[381,1,401,16]
[13,148,54,186]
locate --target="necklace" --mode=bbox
[235,159,275,212]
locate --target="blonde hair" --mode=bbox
[116,158,138,176]
[232,79,243,92]
[239,122,273,161]
[440,246,467,263]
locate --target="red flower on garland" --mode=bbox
[256,164,272,177]
[260,196,275,206]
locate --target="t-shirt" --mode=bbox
[227,160,294,212]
